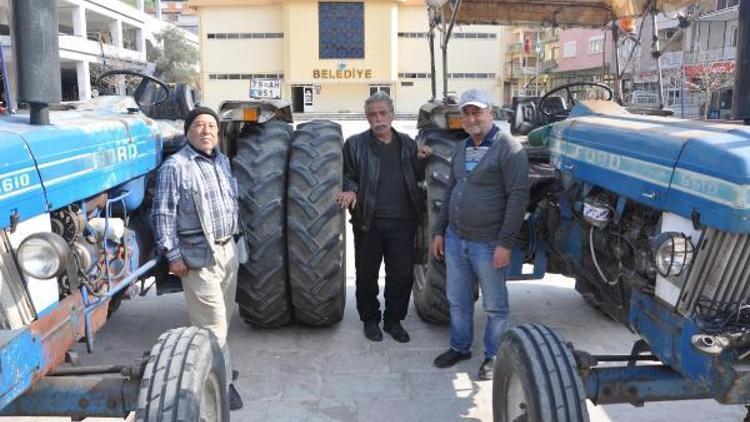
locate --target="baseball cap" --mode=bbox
[459,89,493,109]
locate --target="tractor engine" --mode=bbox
[578,191,662,291]
[50,206,140,300]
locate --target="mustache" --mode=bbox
[372,123,389,130]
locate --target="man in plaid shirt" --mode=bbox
[152,106,244,410]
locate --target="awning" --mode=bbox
[438,0,712,28]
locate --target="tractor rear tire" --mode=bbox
[136,326,229,422]
[493,324,589,422]
[232,121,293,328]
[413,127,467,325]
[286,120,346,326]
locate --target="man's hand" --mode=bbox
[418,145,433,160]
[432,235,445,261]
[336,191,357,209]
[169,258,189,278]
[493,246,511,269]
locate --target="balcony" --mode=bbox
[660,51,683,69]
[540,59,558,72]
[510,66,537,77]
[540,29,558,43]
[684,47,736,64]
[507,42,523,53]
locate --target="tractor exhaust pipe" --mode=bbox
[734,0,750,125]
[11,0,61,125]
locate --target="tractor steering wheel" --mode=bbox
[96,69,171,108]
[538,82,613,120]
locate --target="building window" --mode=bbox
[731,26,738,47]
[398,73,432,79]
[447,73,497,79]
[369,85,391,96]
[589,35,604,54]
[209,73,285,80]
[400,81,414,87]
[563,41,577,58]
[453,32,497,39]
[716,0,739,10]
[398,32,427,38]
[319,2,364,59]
[207,33,284,39]
[397,31,497,39]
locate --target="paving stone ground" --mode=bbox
[69,119,746,421]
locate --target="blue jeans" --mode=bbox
[445,227,510,358]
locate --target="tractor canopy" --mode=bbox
[434,0,712,27]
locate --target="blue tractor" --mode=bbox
[412,0,750,420]
[0,1,348,418]
[0,1,236,419]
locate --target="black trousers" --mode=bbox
[354,218,416,323]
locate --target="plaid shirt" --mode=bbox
[153,145,238,262]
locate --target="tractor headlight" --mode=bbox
[650,232,695,277]
[16,233,69,279]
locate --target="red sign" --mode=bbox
[683,61,736,77]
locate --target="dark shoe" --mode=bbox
[229,383,243,410]
[478,357,496,381]
[383,321,410,343]
[363,321,383,342]
[433,349,472,368]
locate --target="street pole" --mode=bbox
[651,10,666,109]
[680,51,685,118]
[733,0,750,124]
[535,31,540,96]
[0,44,17,112]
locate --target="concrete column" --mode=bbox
[72,5,87,37]
[109,20,123,48]
[155,0,162,20]
[136,28,146,54]
[137,0,145,13]
[76,60,91,101]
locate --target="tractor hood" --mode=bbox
[0,98,163,230]
[549,100,750,233]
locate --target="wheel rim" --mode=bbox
[505,372,528,422]
[199,372,222,422]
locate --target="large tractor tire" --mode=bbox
[286,120,346,326]
[493,324,589,422]
[232,121,293,328]
[413,127,467,325]
[136,327,229,422]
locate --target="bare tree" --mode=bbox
[683,63,734,120]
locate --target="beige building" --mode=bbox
[188,0,505,113]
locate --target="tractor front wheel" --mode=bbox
[135,327,229,422]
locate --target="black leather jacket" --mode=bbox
[343,129,425,232]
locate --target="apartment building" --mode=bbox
[0,0,197,107]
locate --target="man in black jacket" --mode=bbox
[337,92,431,342]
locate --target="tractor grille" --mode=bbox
[677,228,750,317]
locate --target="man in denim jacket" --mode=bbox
[152,106,244,409]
